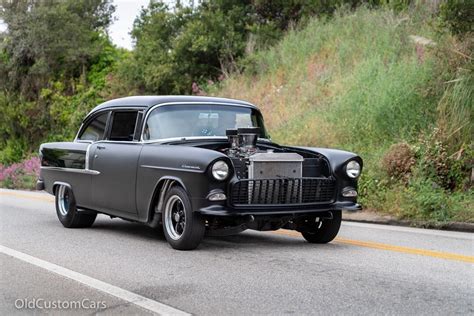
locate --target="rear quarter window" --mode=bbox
[78,112,109,141]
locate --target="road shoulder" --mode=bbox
[343,210,474,233]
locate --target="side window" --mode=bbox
[109,111,138,141]
[78,112,109,142]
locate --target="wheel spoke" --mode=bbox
[164,195,187,240]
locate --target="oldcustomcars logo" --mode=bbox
[15,298,107,310]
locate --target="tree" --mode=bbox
[117,0,373,95]
[0,0,116,164]
[0,0,116,99]
[116,0,250,94]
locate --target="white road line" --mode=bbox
[0,245,190,316]
[342,221,473,240]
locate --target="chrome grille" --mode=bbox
[230,177,336,206]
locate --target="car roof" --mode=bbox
[89,95,258,115]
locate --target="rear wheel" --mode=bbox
[300,210,341,244]
[162,186,205,250]
[55,185,96,228]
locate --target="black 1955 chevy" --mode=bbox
[38,96,362,250]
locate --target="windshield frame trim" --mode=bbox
[140,101,267,142]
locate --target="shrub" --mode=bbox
[0,139,29,165]
[414,128,471,191]
[403,178,473,222]
[439,0,474,35]
[381,143,416,180]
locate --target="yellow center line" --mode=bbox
[0,191,54,202]
[272,230,474,264]
[2,191,473,264]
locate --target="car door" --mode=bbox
[89,109,144,215]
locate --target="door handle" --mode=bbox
[97,145,106,150]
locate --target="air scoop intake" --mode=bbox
[237,127,260,153]
[226,129,239,149]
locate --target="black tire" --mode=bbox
[162,186,205,250]
[55,185,96,228]
[300,210,341,244]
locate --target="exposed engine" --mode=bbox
[225,128,305,180]
[225,127,260,159]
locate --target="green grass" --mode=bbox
[209,6,473,223]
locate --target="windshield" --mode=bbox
[142,104,267,140]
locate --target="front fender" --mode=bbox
[140,143,229,172]
[135,144,230,222]
[288,147,363,205]
[294,147,363,175]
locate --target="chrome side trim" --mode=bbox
[140,165,204,174]
[85,143,91,170]
[41,166,100,175]
[93,140,142,145]
[74,123,85,142]
[157,179,173,213]
[53,181,72,189]
[52,181,72,195]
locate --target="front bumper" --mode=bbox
[198,201,361,216]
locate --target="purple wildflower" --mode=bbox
[0,156,41,189]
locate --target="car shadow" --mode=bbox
[87,215,346,251]
[201,232,345,251]
[90,216,166,241]
[202,233,301,249]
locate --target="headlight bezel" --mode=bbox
[345,160,361,179]
[211,160,230,181]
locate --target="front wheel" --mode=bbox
[55,185,96,228]
[162,186,205,250]
[300,210,341,244]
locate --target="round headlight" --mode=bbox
[346,160,361,178]
[212,160,229,180]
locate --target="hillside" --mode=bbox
[209,7,473,223]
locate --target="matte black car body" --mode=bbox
[38,96,362,249]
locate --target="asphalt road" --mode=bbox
[1,189,473,315]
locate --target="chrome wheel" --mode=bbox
[164,195,186,240]
[57,185,70,216]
